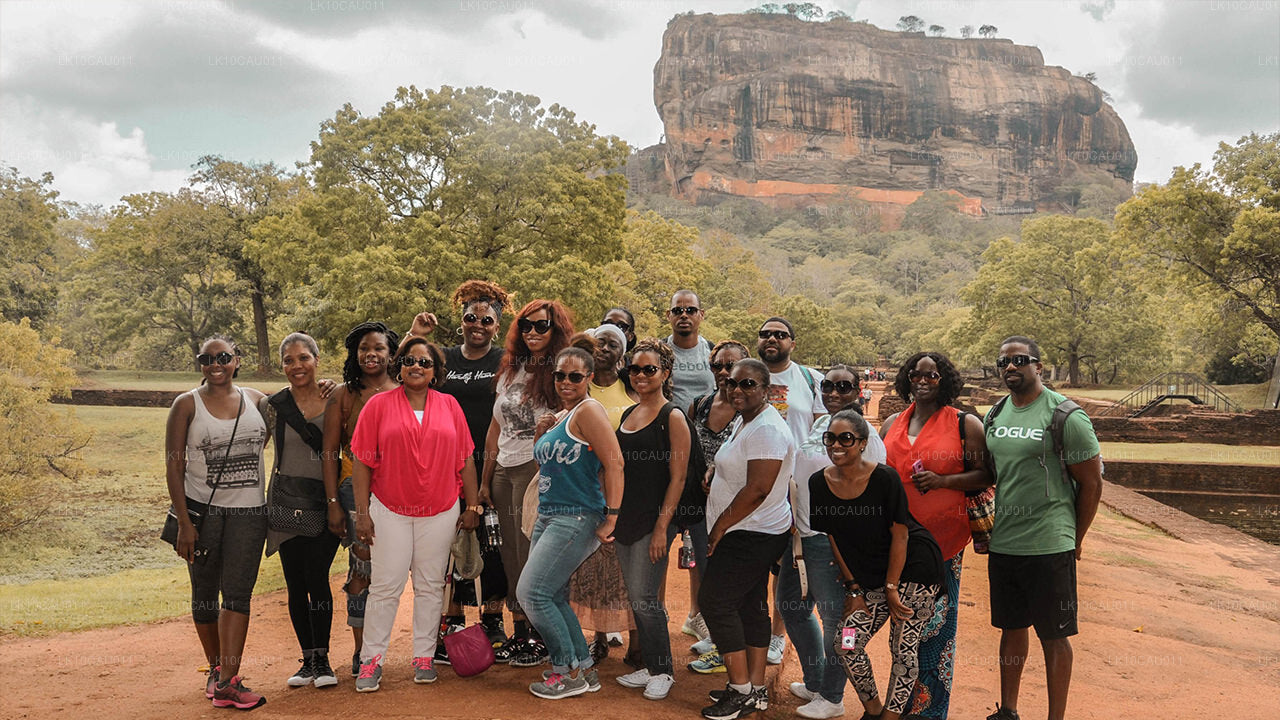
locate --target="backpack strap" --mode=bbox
[956,409,970,472]
[799,364,817,396]
[982,396,1008,481]
[1049,399,1085,481]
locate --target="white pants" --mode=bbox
[361,494,459,663]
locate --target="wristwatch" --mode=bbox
[605,507,620,516]
[885,582,898,591]
[466,504,484,515]
[327,497,339,504]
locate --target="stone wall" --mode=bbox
[54,389,182,407]
[1104,460,1280,495]
[1091,411,1280,447]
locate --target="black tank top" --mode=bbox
[614,402,676,545]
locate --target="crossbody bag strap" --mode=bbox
[203,389,243,524]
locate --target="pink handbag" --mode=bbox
[441,552,495,677]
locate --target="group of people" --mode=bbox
[163,282,1102,720]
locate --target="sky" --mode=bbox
[1,0,1277,207]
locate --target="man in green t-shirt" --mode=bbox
[982,336,1103,720]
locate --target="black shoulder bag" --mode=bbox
[161,390,244,564]
[266,389,328,537]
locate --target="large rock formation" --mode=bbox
[652,13,1137,211]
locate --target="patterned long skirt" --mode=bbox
[909,551,964,718]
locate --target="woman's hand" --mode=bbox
[355,512,375,547]
[459,507,481,531]
[886,587,912,620]
[706,525,724,557]
[648,526,670,563]
[534,412,558,439]
[912,470,947,493]
[701,465,714,493]
[409,311,438,338]
[595,515,616,544]
[478,482,492,507]
[843,593,869,620]
[317,378,337,399]
[327,503,346,538]
[176,521,198,564]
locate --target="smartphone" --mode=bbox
[840,626,857,650]
[912,459,924,475]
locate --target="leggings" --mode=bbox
[836,583,939,717]
[188,503,268,624]
[279,532,341,651]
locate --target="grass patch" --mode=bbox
[1095,550,1161,569]
[1102,442,1280,465]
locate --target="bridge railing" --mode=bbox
[1098,372,1242,417]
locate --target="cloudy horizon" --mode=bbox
[2,0,1276,207]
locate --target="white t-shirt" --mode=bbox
[794,413,888,536]
[767,362,822,447]
[493,368,546,467]
[706,404,795,536]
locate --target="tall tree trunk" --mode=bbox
[1267,347,1280,410]
[1067,347,1081,386]
[190,339,201,372]
[252,287,270,375]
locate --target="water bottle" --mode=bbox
[678,529,695,569]
[483,506,503,549]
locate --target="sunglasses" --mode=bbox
[758,329,791,341]
[822,431,866,447]
[197,352,235,366]
[553,371,588,384]
[604,319,631,333]
[463,313,496,326]
[723,377,760,391]
[669,306,700,316]
[399,356,435,369]
[709,361,735,373]
[821,380,857,393]
[517,318,553,334]
[996,354,1039,369]
[627,364,660,377]
[908,370,941,384]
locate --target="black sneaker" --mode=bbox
[351,651,360,678]
[510,637,549,668]
[701,687,755,720]
[987,704,1020,720]
[748,687,769,711]
[312,652,337,688]
[588,638,609,664]
[482,615,507,646]
[435,622,463,666]
[493,635,518,664]
[286,657,315,687]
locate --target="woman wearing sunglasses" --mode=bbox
[350,337,481,691]
[434,281,513,661]
[480,299,574,666]
[612,339,689,700]
[519,335,625,699]
[683,339,748,671]
[811,410,943,720]
[164,336,270,709]
[698,359,795,720]
[878,352,991,719]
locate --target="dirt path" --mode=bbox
[5,487,1280,719]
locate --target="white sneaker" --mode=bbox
[606,631,624,646]
[789,681,817,701]
[767,634,786,665]
[690,637,716,655]
[616,667,651,688]
[681,612,710,640]
[642,672,674,700]
[797,696,846,718]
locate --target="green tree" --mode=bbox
[960,25,974,38]
[979,24,998,38]
[928,24,946,36]
[958,215,1165,384]
[897,15,925,33]
[0,168,68,328]
[0,319,90,534]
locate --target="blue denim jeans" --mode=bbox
[517,511,602,673]
[616,526,679,675]
[777,533,847,703]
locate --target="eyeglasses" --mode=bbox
[669,306,700,316]
[463,313,496,326]
[627,364,660,377]
[604,319,631,333]
[197,352,235,366]
[724,377,760,391]
[758,329,791,341]
[553,371,588,384]
[517,318,553,334]
[399,356,435,369]
[821,380,857,393]
[709,361,735,373]
[822,432,866,447]
[908,370,941,384]
[996,354,1039,369]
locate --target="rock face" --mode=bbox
[653,14,1137,210]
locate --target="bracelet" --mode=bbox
[465,504,484,515]
[845,588,863,598]
[885,582,898,591]
[327,497,339,504]
[604,507,620,516]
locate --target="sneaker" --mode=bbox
[701,686,752,720]
[643,672,674,700]
[606,631,624,646]
[529,672,589,699]
[493,635,518,664]
[312,653,338,688]
[350,651,360,679]
[797,697,845,718]
[588,638,610,664]
[287,657,315,687]
[205,666,220,699]
[766,634,786,665]
[481,615,506,646]
[748,687,769,711]
[617,667,651,688]
[584,667,600,692]
[687,651,726,674]
[355,655,382,693]
[211,675,267,710]
[681,612,710,640]
[790,682,817,701]
[986,704,1020,720]
[690,637,716,655]
[412,656,438,684]
[435,621,463,666]
[510,637,549,668]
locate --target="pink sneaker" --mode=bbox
[211,674,266,710]
[205,666,220,699]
